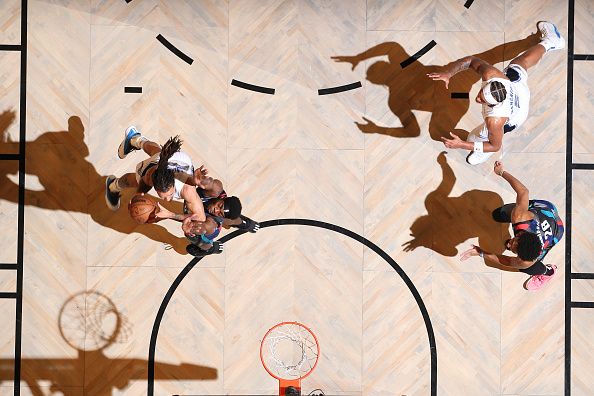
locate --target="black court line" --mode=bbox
[0,44,21,51]
[463,0,475,8]
[400,40,436,68]
[571,301,594,309]
[0,264,18,270]
[565,0,574,394]
[318,81,362,95]
[147,219,437,396]
[571,273,594,280]
[572,163,594,170]
[231,79,275,95]
[13,0,26,387]
[574,54,594,61]
[0,292,17,299]
[124,86,142,93]
[0,153,21,160]
[156,34,193,65]
[14,0,27,393]
[451,92,469,99]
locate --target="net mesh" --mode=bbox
[261,322,319,380]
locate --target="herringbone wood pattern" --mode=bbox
[0,0,20,45]
[0,1,589,395]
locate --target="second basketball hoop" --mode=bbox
[260,321,320,396]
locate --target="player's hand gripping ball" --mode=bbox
[128,194,158,224]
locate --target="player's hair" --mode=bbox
[223,196,242,219]
[285,386,301,396]
[489,80,507,103]
[152,135,183,193]
[517,232,542,261]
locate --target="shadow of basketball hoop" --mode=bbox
[58,291,132,352]
[0,290,217,395]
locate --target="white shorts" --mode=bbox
[135,151,193,184]
[504,63,528,86]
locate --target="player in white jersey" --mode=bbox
[428,21,565,165]
[105,128,206,222]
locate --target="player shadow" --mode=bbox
[332,33,540,141]
[0,290,217,395]
[0,112,188,254]
[402,152,512,270]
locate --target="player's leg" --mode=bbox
[521,261,557,291]
[508,21,564,72]
[118,126,161,159]
[186,240,224,257]
[105,173,137,210]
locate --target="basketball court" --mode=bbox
[0,0,593,395]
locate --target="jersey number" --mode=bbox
[541,220,553,239]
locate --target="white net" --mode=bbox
[261,322,319,380]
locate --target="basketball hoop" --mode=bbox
[260,322,320,396]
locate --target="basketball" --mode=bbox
[128,194,157,224]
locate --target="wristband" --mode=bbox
[473,142,483,152]
[499,170,505,177]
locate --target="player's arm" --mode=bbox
[428,56,504,88]
[493,162,532,223]
[182,215,217,238]
[460,245,532,269]
[205,179,224,197]
[180,184,206,222]
[153,203,192,222]
[440,117,504,152]
[193,168,225,197]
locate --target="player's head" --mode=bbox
[476,78,508,106]
[152,136,183,201]
[285,386,301,396]
[152,170,175,200]
[206,196,242,219]
[507,232,542,261]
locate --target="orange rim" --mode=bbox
[259,321,320,381]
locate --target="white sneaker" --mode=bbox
[537,21,565,52]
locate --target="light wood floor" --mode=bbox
[0,0,593,395]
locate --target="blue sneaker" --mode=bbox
[105,175,121,210]
[118,126,141,159]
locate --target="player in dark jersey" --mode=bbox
[460,161,564,291]
[178,167,259,257]
[181,197,242,257]
[193,166,260,233]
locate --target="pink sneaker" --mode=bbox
[525,265,557,291]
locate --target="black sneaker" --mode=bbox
[105,175,121,211]
[232,215,260,233]
[186,241,224,257]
